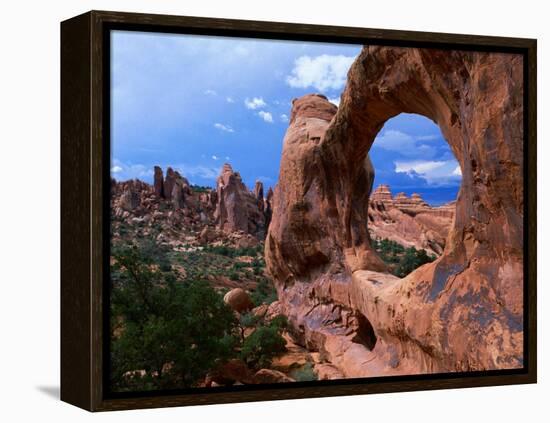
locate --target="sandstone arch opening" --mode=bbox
[266,46,524,377]
[367,113,462,277]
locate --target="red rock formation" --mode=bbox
[370,184,393,207]
[266,47,524,377]
[254,369,296,384]
[153,166,164,198]
[253,369,294,384]
[120,189,140,211]
[206,359,254,386]
[164,167,176,201]
[171,171,191,210]
[214,164,266,237]
[264,187,274,229]
[368,185,455,256]
[254,180,265,212]
[114,179,150,212]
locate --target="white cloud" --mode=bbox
[452,165,462,176]
[395,160,462,186]
[110,159,154,181]
[214,123,234,133]
[233,45,249,56]
[328,97,340,106]
[245,97,267,110]
[376,130,415,151]
[175,164,219,180]
[396,160,446,174]
[226,96,235,103]
[212,155,219,160]
[374,129,437,158]
[258,111,273,123]
[280,114,289,122]
[415,134,440,141]
[286,54,356,92]
[204,89,217,96]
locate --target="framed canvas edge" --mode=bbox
[60,10,537,412]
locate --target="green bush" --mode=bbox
[394,247,435,277]
[240,323,287,370]
[110,243,238,391]
[190,184,211,193]
[251,278,278,306]
[373,238,435,277]
[290,362,318,382]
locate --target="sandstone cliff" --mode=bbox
[266,47,524,377]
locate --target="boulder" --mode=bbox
[253,369,295,384]
[198,226,218,244]
[223,288,253,313]
[314,363,345,380]
[205,359,254,386]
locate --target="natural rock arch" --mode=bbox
[266,46,524,375]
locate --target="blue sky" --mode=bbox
[111,31,461,205]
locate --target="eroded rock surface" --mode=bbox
[266,47,524,377]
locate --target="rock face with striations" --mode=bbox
[266,47,524,377]
[368,185,455,256]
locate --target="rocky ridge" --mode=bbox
[111,164,272,251]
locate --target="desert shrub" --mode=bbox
[251,278,278,306]
[290,362,318,382]
[239,312,261,328]
[268,314,288,330]
[394,247,435,277]
[191,184,210,193]
[204,243,264,258]
[110,243,238,391]
[240,322,287,370]
[373,238,435,277]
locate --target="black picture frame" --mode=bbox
[61,10,537,411]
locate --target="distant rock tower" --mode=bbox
[370,184,393,207]
[153,166,164,198]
